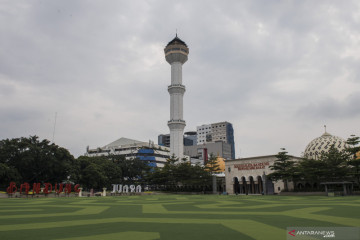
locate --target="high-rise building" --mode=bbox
[164,35,189,159]
[158,134,171,147]
[158,132,197,147]
[196,121,235,159]
[197,124,212,144]
[184,141,232,161]
[184,131,197,146]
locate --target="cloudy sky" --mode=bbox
[1,0,359,158]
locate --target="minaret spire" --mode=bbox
[164,36,189,159]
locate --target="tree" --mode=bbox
[345,135,360,158]
[0,163,20,187]
[115,157,150,184]
[345,135,360,184]
[159,155,179,186]
[0,136,75,185]
[81,163,107,189]
[268,148,296,191]
[147,155,212,191]
[204,153,221,193]
[148,167,168,186]
[295,157,325,189]
[319,145,350,182]
[75,154,152,189]
[205,153,221,173]
[166,154,178,165]
[75,156,122,189]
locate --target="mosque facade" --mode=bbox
[225,155,302,194]
[225,131,349,194]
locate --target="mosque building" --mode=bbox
[225,131,349,195]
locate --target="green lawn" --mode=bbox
[0,195,359,240]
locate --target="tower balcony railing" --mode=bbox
[168,119,186,125]
[165,47,189,54]
[168,84,185,90]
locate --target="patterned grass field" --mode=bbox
[0,195,359,240]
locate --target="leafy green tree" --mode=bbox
[0,163,21,187]
[148,167,168,186]
[268,148,296,191]
[81,163,107,189]
[147,155,212,190]
[190,164,212,186]
[116,157,150,184]
[76,152,154,189]
[0,136,75,185]
[75,156,122,189]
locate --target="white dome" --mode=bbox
[304,132,347,159]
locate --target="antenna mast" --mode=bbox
[52,112,57,142]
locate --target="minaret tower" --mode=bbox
[164,35,189,159]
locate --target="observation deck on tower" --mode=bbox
[164,35,189,64]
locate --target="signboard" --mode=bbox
[6,182,81,195]
[234,162,270,170]
[111,184,142,193]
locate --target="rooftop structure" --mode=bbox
[86,137,170,168]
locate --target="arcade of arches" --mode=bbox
[225,155,302,194]
[233,176,265,194]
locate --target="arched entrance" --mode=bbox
[241,176,247,194]
[257,176,263,194]
[249,176,255,194]
[233,177,240,194]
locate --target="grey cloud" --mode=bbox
[0,81,16,96]
[297,93,360,119]
[0,0,359,157]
